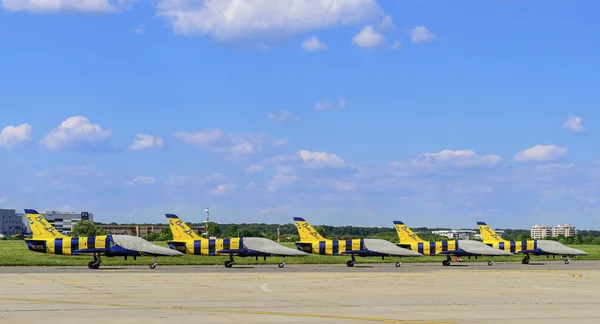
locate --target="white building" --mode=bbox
[0,209,24,236]
[530,224,553,239]
[552,224,576,237]
[431,230,475,240]
[21,210,94,235]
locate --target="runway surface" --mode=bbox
[1,261,599,323]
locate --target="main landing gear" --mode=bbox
[347,255,356,267]
[149,256,157,269]
[521,255,530,264]
[442,255,451,266]
[279,256,286,268]
[88,254,102,269]
[224,255,234,268]
[488,257,494,266]
[565,256,570,264]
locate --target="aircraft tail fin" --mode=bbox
[477,221,508,242]
[393,221,425,243]
[166,214,202,241]
[293,217,326,241]
[25,209,67,239]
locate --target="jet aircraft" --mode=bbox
[394,221,512,266]
[23,209,183,269]
[293,217,422,267]
[165,214,308,268]
[477,221,588,264]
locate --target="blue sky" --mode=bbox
[1,0,599,229]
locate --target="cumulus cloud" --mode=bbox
[0,123,32,149]
[563,114,585,133]
[267,111,301,123]
[208,183,237,195]
[409,26,435,44]
[156,0,383,44]
[399,149,503,168]
[513,145,568,162]
[246,164,264,175]
[130,175,157,185]
[1,0,139,13]
[129,134,164,150]
[173,128,283,157]
[39,116,112,152]
[313,97,346,111]
[298,149,346,169]
[378,15,395,32]
[257,204,291,214]
[352,25,385,48]
[301,36,327,51]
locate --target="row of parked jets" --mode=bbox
[22,209,588,269]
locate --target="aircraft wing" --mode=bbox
[440,240,512,256]
[217,237,308,257]
[523,240,588,256]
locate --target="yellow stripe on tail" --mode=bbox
[393,221,425,243]
[477,222,508,243]
[293,217,326,241]
[24,209,66,239]
[166,214,203,241]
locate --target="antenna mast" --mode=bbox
[204,207,209,238]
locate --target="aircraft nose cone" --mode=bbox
[149,244,184,256]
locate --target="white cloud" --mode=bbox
[129,134,164,150]
[208,183,237,195]
[401,149,503,168]
[174,128,281,157]
[313,97,346,111]
[156,0,383,43]
[131,176,156,185]
[378,15,395,32]
[165,175,188,186]
[534,163,574,174]
[246,164,264,175]
[563,114,585,133]
[391,39,401,50]
[298,149,346,169]
[257,204,291,214]
[0,196,6,204]
[132,24,145,34]
[513,145,568,162]
[352,25,385,48]
[267,111,301,123]
[301,36,327,51]
[267,174,300,191]
[409,26,435,44]
[1,0,139,13]
[0,123,32,149]
[39,116,112,152]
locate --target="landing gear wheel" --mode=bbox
[442,260,450,266]
[395,262,401,267]
[346,260,355,267]
[278,263,285,268]
[88,261,99,269]
[522,256,530,264]
[149,263,156,269]
[565,259,570,264]
[488,261,494,266]
[224,260,234,268]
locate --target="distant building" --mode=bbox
[0,209,25,236]
[530,224,553,239]
[21,210,93,235]
[552,224,576,237]
[431,230,475,240]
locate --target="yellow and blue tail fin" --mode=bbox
[166,214,202,241]
[477,221,508,243]
[293,217,326,241]
[393,221,425,243]
[25,209,67,239]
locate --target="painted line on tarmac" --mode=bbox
[260,283,271,292]
[0,296,457,323]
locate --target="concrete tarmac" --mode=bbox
[0,261,599,323]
